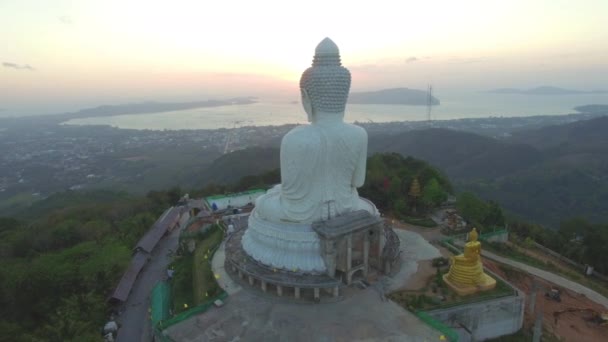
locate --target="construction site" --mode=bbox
[484,260,607,341]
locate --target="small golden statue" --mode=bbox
[443,228,496,295]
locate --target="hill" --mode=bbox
[369,128,542,180]
[195,147,279,187]
[508,115,608,150]
[195,117,608,227]
[54,98,257,120]
[470,116,608,226]
[575,104,608,114]
[348,88,439,105]
[486,86,607,95]
[368,119,608,227]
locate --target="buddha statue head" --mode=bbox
[469,228,479,242]
[300,38,351,123]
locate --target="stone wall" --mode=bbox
[206,190,265,211]
[426,293,525,341]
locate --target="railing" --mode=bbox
[414,311,459,342]
[532,241,608,282]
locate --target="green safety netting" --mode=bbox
[157,291,228,331]
[415,311,460,342]
[151,281,171,327]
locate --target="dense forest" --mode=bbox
[368,116,608,227]
[0,162,285,342]
[359,153,452,216]
[0,189,180,342]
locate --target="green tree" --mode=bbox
[456,192,488,227]
[167,186,182,205]
[483,201,505,228]
[42,292,105,342]
[393,199,409,217]
[421,178,447,208]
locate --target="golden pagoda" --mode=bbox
[443,228,496,295]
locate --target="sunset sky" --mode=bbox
[1,0,607,115]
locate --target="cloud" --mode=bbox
[58,16,72,24]
[2,62,35,71]
[405,57,418,63]
[447,57,488,64]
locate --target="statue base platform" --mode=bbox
[442,273,496,296]
[242,211,326,274]
[229,227,343,302]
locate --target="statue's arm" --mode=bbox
[352,128,367,188]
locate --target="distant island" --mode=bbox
[574,104,608,114]
[348,88,439,106]
[486,86,607,95]
[60,97,257,119]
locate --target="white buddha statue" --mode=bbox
[242,38,378,273]
[256,38,377,223]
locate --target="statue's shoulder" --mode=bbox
[283,124,318,139]
[281,124,320,148]
[343,122,368,140]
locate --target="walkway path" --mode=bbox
[482,250,608,309]
[116,224,182,342]
[210,240,242,295]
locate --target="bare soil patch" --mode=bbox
[485,260,607,342]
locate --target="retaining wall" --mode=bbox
[426,293,524,342]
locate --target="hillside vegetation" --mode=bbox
[368,116,608,227]
[194,147,279,188]
[360,153,452,216]
[0,189,179,342]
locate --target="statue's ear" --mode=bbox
[301,89,314,122]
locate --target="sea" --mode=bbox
[62,91,608,130]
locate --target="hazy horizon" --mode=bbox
[2,0,607,117]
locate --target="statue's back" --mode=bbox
[279,121,367,221]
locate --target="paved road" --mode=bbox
[482,250,608,309]
[116,226,181,342]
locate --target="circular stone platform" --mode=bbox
[163,282,442,342]
[226,228,343,302]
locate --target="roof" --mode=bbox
[135,206,181,253]
[205,189,265,201]
[109,251,148,302]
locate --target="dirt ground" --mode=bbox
[393,215,608,341]
[389,222,451,292]
[484,260,608,342]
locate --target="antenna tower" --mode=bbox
[426,84,433,124]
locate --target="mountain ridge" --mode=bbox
[486,86,607,95]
